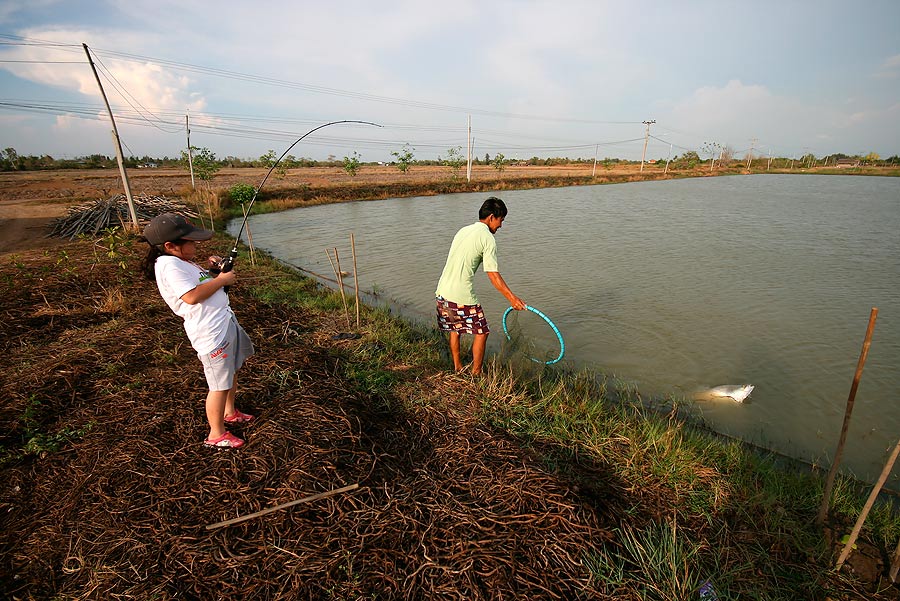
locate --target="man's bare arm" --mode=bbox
[487,271,526,310]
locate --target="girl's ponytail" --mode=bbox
[140,239,165,281]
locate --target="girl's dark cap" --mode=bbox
[144,213,213,246]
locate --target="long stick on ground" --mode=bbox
[817,307,878,525]
[205,483,359,529]
[836,438,900,568]
[351,233,360,328]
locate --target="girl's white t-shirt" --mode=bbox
[154,255,233,354]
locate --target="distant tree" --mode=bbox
[343,151,361,176]
[721,145,735,162]
[674,151,700,169]
[484,152,490,164]
[1,147,19,170]
[228,183,256,206]
[800,153,817,168]
[180,146,221,229]
[259,150,276,169]
[440,146,465,179]
[181,147,221,183]
[864,151,880,164]
[391,143,415,173]
[491,152,506,174]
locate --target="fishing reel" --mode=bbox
[207,251,237,277]
[207,251,237,293]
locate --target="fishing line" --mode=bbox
[502,305,565,365]
[220,119,383,274]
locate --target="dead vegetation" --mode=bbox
[0,238,633,599]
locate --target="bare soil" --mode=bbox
[2,165,898,598]
[0,163,669,253]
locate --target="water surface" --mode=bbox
[232,175,900,484]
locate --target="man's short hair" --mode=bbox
[479,196,508,220]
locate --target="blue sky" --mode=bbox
[0,0,898,162]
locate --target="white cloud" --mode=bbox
[874,54,900,78]
[660,79,900,156]
[1,27,206,115]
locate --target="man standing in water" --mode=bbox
[435,196,526,375]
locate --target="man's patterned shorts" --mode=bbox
[436,296,490,335]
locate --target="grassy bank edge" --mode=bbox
[244,239,900,598]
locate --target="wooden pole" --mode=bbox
[817,307,879,525]
[890,532,900,581]
[186,114,195,190]
[242,203,256,266]
[326,248,351,330]
[83,43,138,230]
[836,438,900,569]
[206,483,359,529]
[350,233,360,328]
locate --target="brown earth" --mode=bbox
[3,164,898,598]
[0,163,673,253]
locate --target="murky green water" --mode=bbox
[231,174,900,485]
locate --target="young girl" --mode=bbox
[140,213,255,449]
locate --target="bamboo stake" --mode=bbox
[817,307,878,525]
[836,438,900,569]
[326,249,351,330]
[350,233,360,328]
[333,247,352,330]
[205,483,359,530]
[890,532,900,581]
[242,202,256,266]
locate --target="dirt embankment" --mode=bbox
[0,163,699,253]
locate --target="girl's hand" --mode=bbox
[216,269,237,287]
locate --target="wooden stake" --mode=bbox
[836,438,900,569]
[817,307,878,525]
[205,483,359,529]
[351,233,360,328]
[890,532,900,581]
[326,248,352,330]
[242,202,256,266]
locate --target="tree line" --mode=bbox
[1,145,896,173]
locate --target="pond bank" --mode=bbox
[2,233,898,598]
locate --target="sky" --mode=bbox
[0,0,898,163]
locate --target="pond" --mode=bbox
[231,174,900,486]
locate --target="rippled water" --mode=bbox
[231,174,900,485]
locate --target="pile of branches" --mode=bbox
[47,193,196,239]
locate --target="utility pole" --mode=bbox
[746,137,757,170]
[767,148,773,171]
[83,43,138,230]
[640,120,655,172]
[664,143,672,174]
[592,144,598,177]
[186,114,195,190]
[466,115,472,182]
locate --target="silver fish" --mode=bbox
[693,384,755,403]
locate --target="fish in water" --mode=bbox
[693,384,755,403]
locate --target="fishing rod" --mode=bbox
[217,119,383,275]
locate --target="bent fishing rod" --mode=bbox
[218,119,383,274]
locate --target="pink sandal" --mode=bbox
[204,432,245,448]
[224,409,255,424]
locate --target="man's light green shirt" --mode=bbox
[434,221,499,306]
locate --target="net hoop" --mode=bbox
[502,305,565,365]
